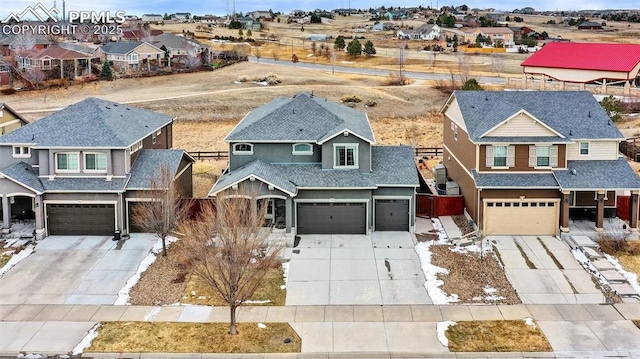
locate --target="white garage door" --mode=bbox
[483,199,559,236]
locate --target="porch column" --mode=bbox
[74,59,78,78]
[2,196,10,229]
[579,83,585,90]
[285,197,292,234]
[624,81,631,95]
[60,60,64,79]
[561,81,566,91]
[595,190,605,232]
[34,195,45,237]
[560,191,570,232]
[523,74,527,89]
[601,79,606,94]
[541,74,545,90]
[630,191,639,232]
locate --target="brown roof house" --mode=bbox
[441,91,640,236]
[0,103,28,136]
[17,46,92,79]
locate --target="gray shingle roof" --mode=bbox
[553,158,640,189]
[126,150,187,190]
[148,33,207,50]
[371,146,419,186]
[0,161,128,193]
[209,145,417,196]
[453,91,623,142]
[479,136,572,143]
[99,41,161,55]
[472,170,559,188]
[225,93,375,143]
[0,98,173,148]
[0,162,44,193]
[210,160,298,196]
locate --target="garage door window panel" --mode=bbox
[56,152,80,172]
[84,153,107,172]
[334,144,358,169]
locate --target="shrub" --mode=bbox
[255,73,281,85]
[365,100,377,107]
[385,72,410,86]
[597,231,640,255]
[1,88,17,95]
[461,78,483,91]
[236,75,250,82]
[340,95,362,103]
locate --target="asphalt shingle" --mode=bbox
[0,98,173,148]
[126,149,186,190]
[553,158,640,189]
[371,146,419,186]
[472,170,559,188]
[0,162,44,193]
[225,93,375,143]
[210,160,298,196]
[453,91,623,142]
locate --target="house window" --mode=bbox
[579,142,589,155]
[292,143,313,155]
[130,140,143,153]
[84,153,107,172]
[529,145,558,168]
[56,152,80,172]
[233,143,253,155]
[334,144,358,168]
[12,146,31,158]
[486,145,514,168]
[0,64,8,72]
[152,132,157,144]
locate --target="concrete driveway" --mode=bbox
[284,232,432,305]
[0,234,157,305]
[490,236,604,304]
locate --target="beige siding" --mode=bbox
[0,110,25,136]
[484,113,559,137]
[135,43,164,56]
[523,66,629,83]
[566,141,619,160]
[443,98,468,132]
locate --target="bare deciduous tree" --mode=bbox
[132,166,190,257]
[456,52,472,84]
[183,54,201,69]
[9,33,36,55]
[179,192,283,335]
[397,42,408,80]
[254,47,261,62]
[271,50,280,62]
[490,53,503,74]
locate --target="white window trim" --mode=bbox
[333,143,359,169]
[83,152,108,173]
[55,152,80,173]
[233,143,254,155]
[579,142,590,156]
[152,132,157,144]
[292,143,313,155]
[12,146,31,158]
[531,144,558,169]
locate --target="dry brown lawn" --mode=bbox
[446,320,552,352]
[598,238,640,284]
[431,245,521,305]
[87,322,300,353]
[182,266,286,306]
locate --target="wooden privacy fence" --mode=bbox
[416,193,465,218]
[189,148,443,161]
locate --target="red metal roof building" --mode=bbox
[520,42,640,94]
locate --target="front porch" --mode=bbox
[560,190,638,233]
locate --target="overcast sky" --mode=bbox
[1,0,638,18]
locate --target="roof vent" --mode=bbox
[299,128,303,131]
[570,169,577,175]
[293,109,295,114]
[569,129,572,136]
[293,94,297,98]
[588,111,591,117]
[607,119,611,126]
[114,103,118,107]
[311,91,314,97]
[106,106,111,109]
[485,94,488,101]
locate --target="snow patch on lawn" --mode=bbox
[281,261,290,290]
[257,323,267,329]
[415,241,459,304]
[571,249,609,286]
[604,253,640,295]
[436,321,456,347]
[71,323,100,355]
[431,218,449,242]
[114,236,179,305]
[245,299,271,304]
[0,245,35,278]
[524,317,536,329]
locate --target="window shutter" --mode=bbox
[550,145,558,167]
[486,146,494,168]
[507,145,515,167]
[529,145,536,167]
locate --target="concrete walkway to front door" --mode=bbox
[284,233,433,306]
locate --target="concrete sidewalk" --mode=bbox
[1,303,639,356]
[1,303,638,323]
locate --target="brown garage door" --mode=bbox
[484,199,559,236]
[297,202,366,234]
[47,204,115,235]
[128,201,145,233]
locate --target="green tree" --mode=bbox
[100,62,113,81]
[238,28,243,36]
[301,25,305,32]
[163,13,170,20]
[363,40,376,56]
[246,29,252,37]
[334,36,346,51]
[346,38,362,56]
[461,78,483,90]
[291,53,299,65]
[600,95,623,122]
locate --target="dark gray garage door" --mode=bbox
[375,199,409,231]
[128,202,144,233]
[297,202,366,234]
[47,204,115,235]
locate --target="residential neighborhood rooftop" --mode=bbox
[521,42,640,72]
[126,149,190,190]
[0,97,174,148]
[554,158,640,189]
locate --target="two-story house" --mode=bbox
[0,98,193,237]
[209,93,418,235]
[441,91,640,235]
[0,103,28,136]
